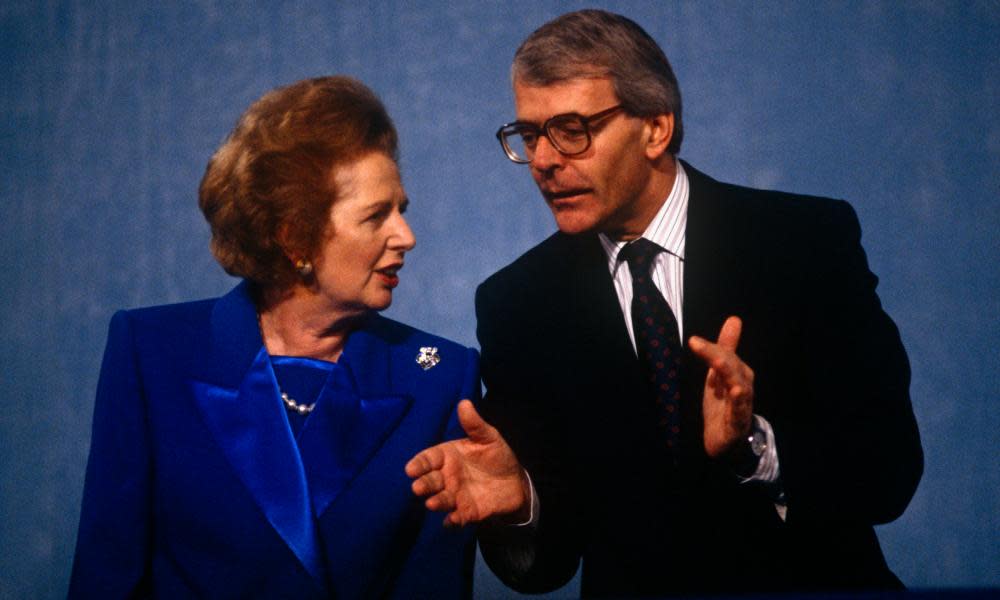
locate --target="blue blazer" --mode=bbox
[70,282,479,598]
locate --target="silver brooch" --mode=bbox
[415,346,440,370]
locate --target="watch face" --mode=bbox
[749,431,767,456]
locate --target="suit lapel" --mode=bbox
[682,162,739,344]
[297,316,413,519]
[189,282,325,585]
[680,163,755,467]
[567,234,638,361]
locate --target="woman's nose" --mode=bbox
[392,213,416,251]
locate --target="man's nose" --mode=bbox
[530,135,564,172]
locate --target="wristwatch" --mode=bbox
[726,419,767,478]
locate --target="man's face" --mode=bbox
[513,76,662,238]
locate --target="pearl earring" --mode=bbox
[295,259,313,277]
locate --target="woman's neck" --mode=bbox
[256,285,364,362]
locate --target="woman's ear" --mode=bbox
[276,223,298,262]
[643,113,674,160]
[276,224,313,277]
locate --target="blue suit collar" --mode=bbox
[203,281,414,394]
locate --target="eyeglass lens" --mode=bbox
[503,115,591,162]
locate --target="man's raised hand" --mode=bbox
[689,316,755,457]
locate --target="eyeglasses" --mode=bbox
[495,105,623,164]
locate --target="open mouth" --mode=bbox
[375,264,402,287]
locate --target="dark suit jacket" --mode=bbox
[475,163,922,597]
[70,282,479,599]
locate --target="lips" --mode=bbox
[375,263,403,287]
[543,188,592,207]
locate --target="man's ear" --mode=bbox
[643,113,674,160]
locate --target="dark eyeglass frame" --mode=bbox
[495,104,624,164]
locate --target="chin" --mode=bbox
[366,295,393,312]
[553,211,601,235]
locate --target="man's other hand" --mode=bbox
[689,316,755,457]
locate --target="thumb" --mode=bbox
[456,399,495,443]
[716,316,742,352]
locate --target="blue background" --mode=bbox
[2,1,997,597]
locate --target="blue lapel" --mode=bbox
[298,317,414,518]
[189,282,324,584]
[188,282,414,584]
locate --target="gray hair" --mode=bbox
[512,9,683,154]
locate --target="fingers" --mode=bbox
[404,446,444,478]
[425,489,455,513]
[716,316,742,352]
[701,356,752,398]
[456,399,496,444]
[410,469,445,498]
[443,510,466,528]
[689,336,738,379]
[425,492,467,529]
[690,316,753,400]
[689,316,741,357]
[689,316,743,378]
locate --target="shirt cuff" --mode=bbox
[508,468,539,528]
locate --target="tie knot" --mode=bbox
[619,238,661,280]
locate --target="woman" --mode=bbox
[69,77,478,598]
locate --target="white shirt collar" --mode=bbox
[598,159,689,266]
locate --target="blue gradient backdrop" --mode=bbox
[2,2,998,597]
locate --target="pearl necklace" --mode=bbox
[258,312,318,415]
[281,391,316,415]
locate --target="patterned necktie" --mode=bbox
[619,238,683,451]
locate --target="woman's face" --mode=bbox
[311,152,415,315]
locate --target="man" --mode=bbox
[407,9,922,597]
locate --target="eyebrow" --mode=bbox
[361,196,408,212]
[512,116,555,128]
[514,109,586,123]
